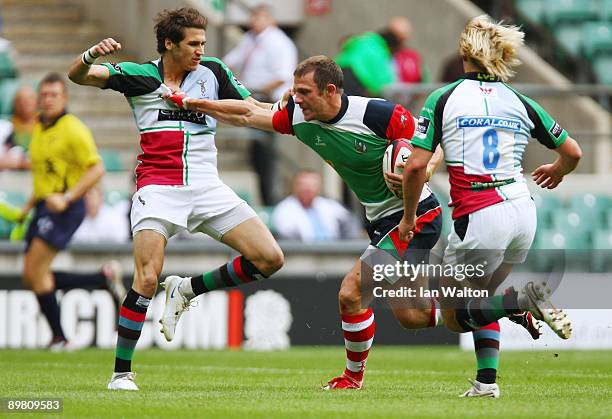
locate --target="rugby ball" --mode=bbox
[382,139,414,198]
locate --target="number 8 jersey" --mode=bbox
[411,72,568,219]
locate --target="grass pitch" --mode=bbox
[2,346,611,418]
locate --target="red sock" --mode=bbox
[341,308,375,383]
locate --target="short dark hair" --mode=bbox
[154,7,208,54]
[294,55,343,93]
[39,72,66,92]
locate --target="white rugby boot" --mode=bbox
[159,276,193,342]
[460,379,500,398]
[107,372,138,391]
[518,281,572,340]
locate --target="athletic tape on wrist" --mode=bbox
[81,47,99,66]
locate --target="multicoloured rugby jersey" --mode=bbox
[411,72,568,219]
[102,57,250,189]
[272,94,433,221]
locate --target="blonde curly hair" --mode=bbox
[459,15,525,82]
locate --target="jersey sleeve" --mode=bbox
[410,93,439,152]
[363,99,415,140]
[411,81,461,152]
[272,96,295,135]
[66,117,101,168]
[516,93,568,149]
[201,57,251,100]
[102,62,162,97]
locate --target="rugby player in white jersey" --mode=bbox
[399,15,582,397]
[68,7,284,391]
[163,55,542,392]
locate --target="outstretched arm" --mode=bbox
[68,38,121,87]
[169,94,276,132]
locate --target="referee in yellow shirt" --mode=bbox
[19,73,125,350]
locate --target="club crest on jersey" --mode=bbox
[354,140,367,153]
[196,80,207,96]
[158,109,208,125]
[457,116,521,131]
[479,86,498,98]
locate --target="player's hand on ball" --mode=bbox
[384,169,403,196]
[91,38,122,58]
[532,163,563,189]
[398,216,415,242]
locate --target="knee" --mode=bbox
[338,287,361,313]
[396,308,431,329]
[442,309,466,333]
[254,247,284,276]
[135,263,159,296]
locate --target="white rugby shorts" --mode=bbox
[131,182,257,241]
[443,196,537,274]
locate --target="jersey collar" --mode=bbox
[322,94,349,124]
[40,110,67,129]
[462,72,501,82]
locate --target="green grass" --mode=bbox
[2,347,612,418]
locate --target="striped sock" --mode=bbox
[428,298,444,327]
[342,308,375,383]
[191,256,267,296]
[473,322,501,384]
[457,290,520,330]
[114,289,150,373]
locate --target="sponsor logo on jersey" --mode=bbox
[479,86,498,98]
[549,121,564,139]
[158,109,208,125]
[416,116,430,137]
[314,135,326,146]
[476,73,498,81]
[232,76,245,88]
[457,116,521,131]
[109,62,122,73]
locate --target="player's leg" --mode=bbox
[23,237,64,346]
[450,198,568,338]
[388,208,444,329]
[23,201,88,349]
[323,260,375,390]
[52,260,126,304]
[108,229,166,391]
[159,185,283,341]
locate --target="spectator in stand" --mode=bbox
[72,185,130,244]
[223,4,297,101]
[272,170,361,242]
[335,27,399,97]
[0,85,37,170]
[223,5,298,206]
[11,85,38,151]
[388,16,430,84]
